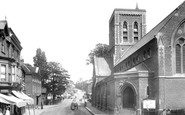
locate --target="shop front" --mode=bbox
[12,90,34,115]
[0,92,27,115]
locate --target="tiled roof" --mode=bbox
[127,63,151,72]
[22,64,37,74]
[94,57,111,76]
[0,20,7,30]
[114,63,152,76]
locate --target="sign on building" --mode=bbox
[143,99,156,109]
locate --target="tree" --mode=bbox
[33,48,49,86]
[46,61,70,102]
[33,48,47,67]
[75,78,84,90]
[86,43,110,64]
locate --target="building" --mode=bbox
[86,79,92,95]
[92,1,185,115]
[0,20,29,114]
[22,63,42,107]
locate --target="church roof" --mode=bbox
[127,63,151,72]
[110,8,146,23]
[115,1,185,66]
[94,56,111,76]
[114,8,146,12]
[114,63,152,76]
[0,20,7,30]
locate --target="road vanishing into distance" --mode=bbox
[40,90,91,115]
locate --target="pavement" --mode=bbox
[85,102,113,115]
[23,103,60,115]
[24,100,112,115]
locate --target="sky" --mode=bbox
[0,0,184,83]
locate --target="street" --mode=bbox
[39,97,91,115]
[41,99,91,115]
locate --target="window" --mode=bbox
[123,36,128,42]
[123,31,127,35]
[143,51,147,60]
[123,21,127,32]
[7,42,10,56]
[122,21,128,42]
[9,45,11,57]
[147,86,150,95]
[134,22,138,32]
[134,37,138,42]
[1,65,6,81]
[128,60,131,68]
[133,21,139,43]
[175,38,185,73]
[1,39,5,53]
[133,57,136,65]
[12,66,15,82]
[136,55,139,62]
[11,46,14,58]
[147,48,151,58]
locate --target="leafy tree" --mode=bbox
[33,48,49,87]
[33,48,70,103]
[33,48,47,68]
[46,62,70,101]
[75,79,90,92]
[86,43,110,64]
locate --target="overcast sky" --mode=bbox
[0,0,184,82]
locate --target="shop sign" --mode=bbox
[143,99,156,109]
[0,89,9,93]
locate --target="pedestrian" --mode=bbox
[5,107,10,115]
[0,108,3,115]
[41,101,43,109]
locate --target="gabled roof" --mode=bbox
[94,57,111,76]
[9,28,22,51]
[115,1,185,66]
[127,63,151,72]
[0,20,7,30]
[114,63,152,76]
[22,64,37,75]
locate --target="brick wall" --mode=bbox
[107,80,115,111]
[25,75,32,96]
[165,78,185,109]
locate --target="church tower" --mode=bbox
[109,4,146,65]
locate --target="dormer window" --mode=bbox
[1,38,5,53]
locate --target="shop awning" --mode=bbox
[12,90,34,105]
[0,93,27,107]
[0,95,13,105]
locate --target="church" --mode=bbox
[92,1,185,115]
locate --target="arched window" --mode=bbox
[123,21,127,32]
[175,37,185,73]
[122,21,128,42]
[122,86,136,108]
[134,22,138,32]
[134,21,139,42]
